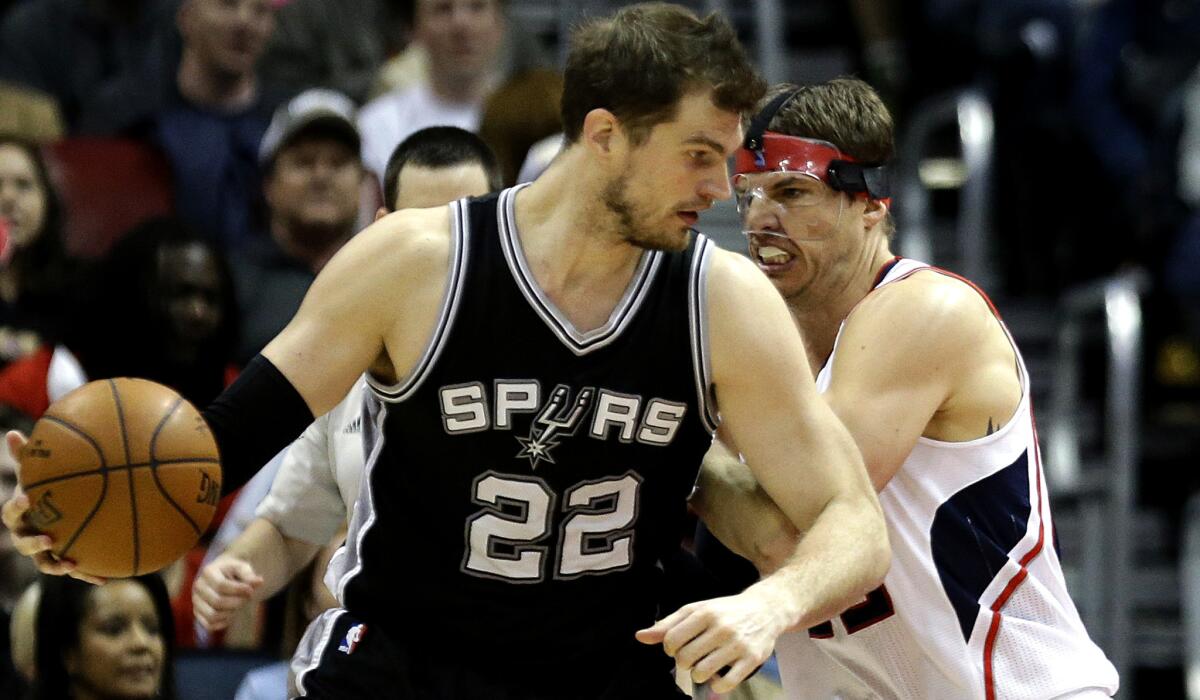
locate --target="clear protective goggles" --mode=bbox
[732,135,848,241]
[731,133,889,242]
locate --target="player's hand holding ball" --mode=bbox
[1,431,103,582]
[1,378,222,583]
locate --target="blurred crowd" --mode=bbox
[1,0,1198,697]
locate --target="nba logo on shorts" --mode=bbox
[338,623,367,655]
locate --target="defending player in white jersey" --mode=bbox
[693,79,1119,699]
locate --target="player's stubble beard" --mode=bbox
[601,168,690,253]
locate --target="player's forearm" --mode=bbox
[749,491,889,631]
[223,517,320,601]
[693,447,798,572]
[203,355,315,494]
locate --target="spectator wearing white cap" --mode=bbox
[230,88,365,364]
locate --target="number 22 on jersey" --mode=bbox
[463,471,642,582]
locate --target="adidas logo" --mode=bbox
[342,416,362,434]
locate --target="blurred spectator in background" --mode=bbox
[0,137,78,371]
[1073,0,1200,271]
[232,88,364,364]
[0,405,36,699]
[257,0,391,105]
[1163,60,1200,391]
[33,574,177,700]
[893,0,1081,296]
[154,0,282,250]
[0,83,64,143]
[479,68,563,187]
[358,0,507,180]
[0,0,181,134]
[76,217,240,407]
[0,216,240,418]
[1073,0,1200,393]
[369,0,550,102]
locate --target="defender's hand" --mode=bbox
[1,431,105,585]
[635,592,785,694]
[193,554,264,631]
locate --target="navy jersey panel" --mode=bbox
[931,450,1033,641]
[344,188,714,675]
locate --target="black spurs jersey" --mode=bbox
[326,186,719,683]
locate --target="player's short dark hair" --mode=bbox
[560,2,765,146]
[761,78,895,165]
[382,126,503,211]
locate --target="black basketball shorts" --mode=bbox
[289,608,687,699]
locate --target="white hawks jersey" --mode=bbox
[775,258,1118,700]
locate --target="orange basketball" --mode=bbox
[18,378,222,578]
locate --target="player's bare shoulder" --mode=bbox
[840,268,1020,433]
[355,205,456,290]
[849,268,998,351]
[705,245,784,309]
[362,206,461,384]
[703,245,811,382]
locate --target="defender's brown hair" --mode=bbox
[761,78,894,165]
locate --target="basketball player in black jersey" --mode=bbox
[5,4,889,697]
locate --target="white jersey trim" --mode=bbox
[687,236,718,433]
[292,607,348,696]
[328,399,389,603]
[367,198,469,402]
[497,185,663,356]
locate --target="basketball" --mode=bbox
[17,378,222,578]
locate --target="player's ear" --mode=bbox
[863,197,888,229]
[581,108,621,158]
[374,207,389,222]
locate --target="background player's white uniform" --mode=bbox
[255,375,367,544]
[775,259,1119,700]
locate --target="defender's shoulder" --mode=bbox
[849,267,999,352]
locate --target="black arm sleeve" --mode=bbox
[202,354,315,495]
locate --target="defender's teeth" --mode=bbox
[757,246,791,264]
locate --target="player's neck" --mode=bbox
[515,150,645,284]
[509,151,646,328]
[789,243,895,372]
